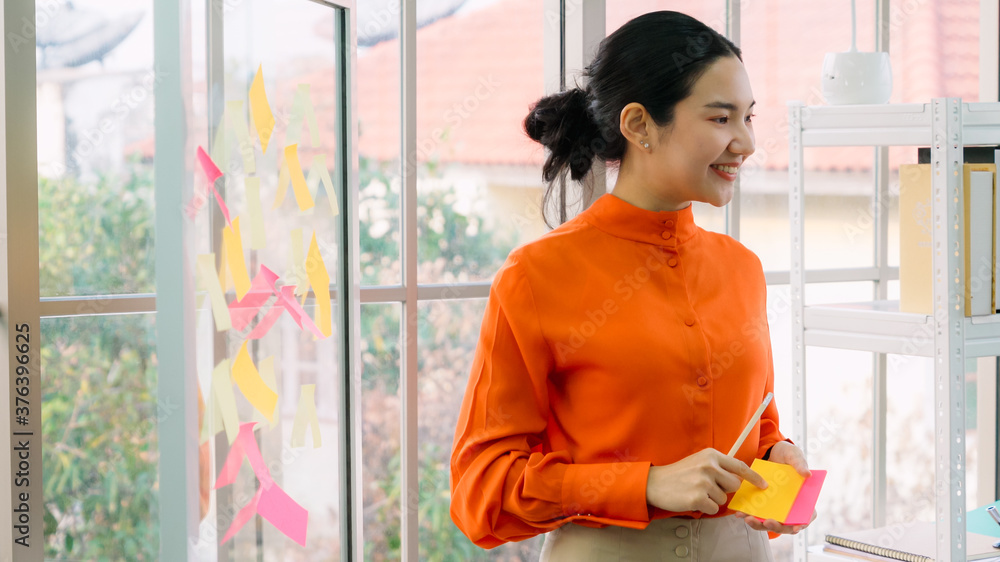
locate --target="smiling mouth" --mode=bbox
[710,164,738,174]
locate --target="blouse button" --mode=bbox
[665,219,675,228]
[675,545,690,558]
[667,258,679,267]
[697,376,709,386]
[661,231,673,240]
[674,525,689,538]
[685,317,696,327]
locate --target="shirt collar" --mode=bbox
[581,193,699,246]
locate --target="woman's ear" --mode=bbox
[620,102,653,151]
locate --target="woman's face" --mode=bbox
[647,55,756,210]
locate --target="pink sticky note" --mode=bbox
[278,285,325,339]
[229,267,280,332]
[253,265,325,339]
[215,422,273,489]
[246,303,285,340]
[258,482,309,547]
[221,487,262,544]
[784,470,826,525]
[197,146,223,184]
[195,146,232,225]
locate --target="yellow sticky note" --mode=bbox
[249,64,276,154]
[197,253,232,331]
[273,159,290,209]
[306,232,332,337]
[232,342,278,423]
[284,144,315,212]
[245,177,266,250]
[211,359,240,445]
[290,384,321,448]
[226,100,256,174]
[251,357,278,428]
[728,459,805,522]
[287,84,321,148]
[223,217,252,301]
[307,154,338,217]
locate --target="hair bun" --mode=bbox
[523,88,602,182]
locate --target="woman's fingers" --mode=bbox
[719,455,767,490]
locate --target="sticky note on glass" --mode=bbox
[284,144,315,211]
[306,232,332,338]
[286,83,320,148]
[728,459,826,525]
[232,342,278,423]
[223,217,252,301]
[249,64,276,154]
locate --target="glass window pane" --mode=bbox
[42,314,158,560]
[179,1,349,557]
[418,299,544,560]
[360,303,402,560]
[415,0,548,284]
[740,1,876,270]
[607,1,727,34]
[358,3,402,287]
[37,0,156,297]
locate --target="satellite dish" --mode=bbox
[37,3,144,69]
[357,0,469,47]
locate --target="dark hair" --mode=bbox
[524,11,742,226]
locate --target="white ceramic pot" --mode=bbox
[820,51,893,104]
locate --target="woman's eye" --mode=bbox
[745,113,756,123]
[714,117,729,124]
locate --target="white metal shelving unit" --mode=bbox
[789,98,1000,562]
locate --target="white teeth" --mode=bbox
[711,164,737,174]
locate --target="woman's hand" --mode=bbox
[645,448,767,515]
[733,441,815,535]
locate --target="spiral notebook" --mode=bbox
[824,522,1000,562]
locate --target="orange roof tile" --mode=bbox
[357,1,984,172]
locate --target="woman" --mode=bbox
[450,11,813,561]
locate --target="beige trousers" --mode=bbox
[538,516,775,562]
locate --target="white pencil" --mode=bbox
[727,392,773,457]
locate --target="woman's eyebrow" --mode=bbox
[703,100,756,112]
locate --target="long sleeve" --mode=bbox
[449,257,652,549]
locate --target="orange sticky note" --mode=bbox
[284,144,315,211]
[249,65,276,154]
[306,232,331,337]
[232,342,278,423]
[728,459,805,522]
[223,217,252,300]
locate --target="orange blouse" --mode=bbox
[450,193,786,548]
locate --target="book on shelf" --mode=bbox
[824,522,1000,562]
[898,162,997,316]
